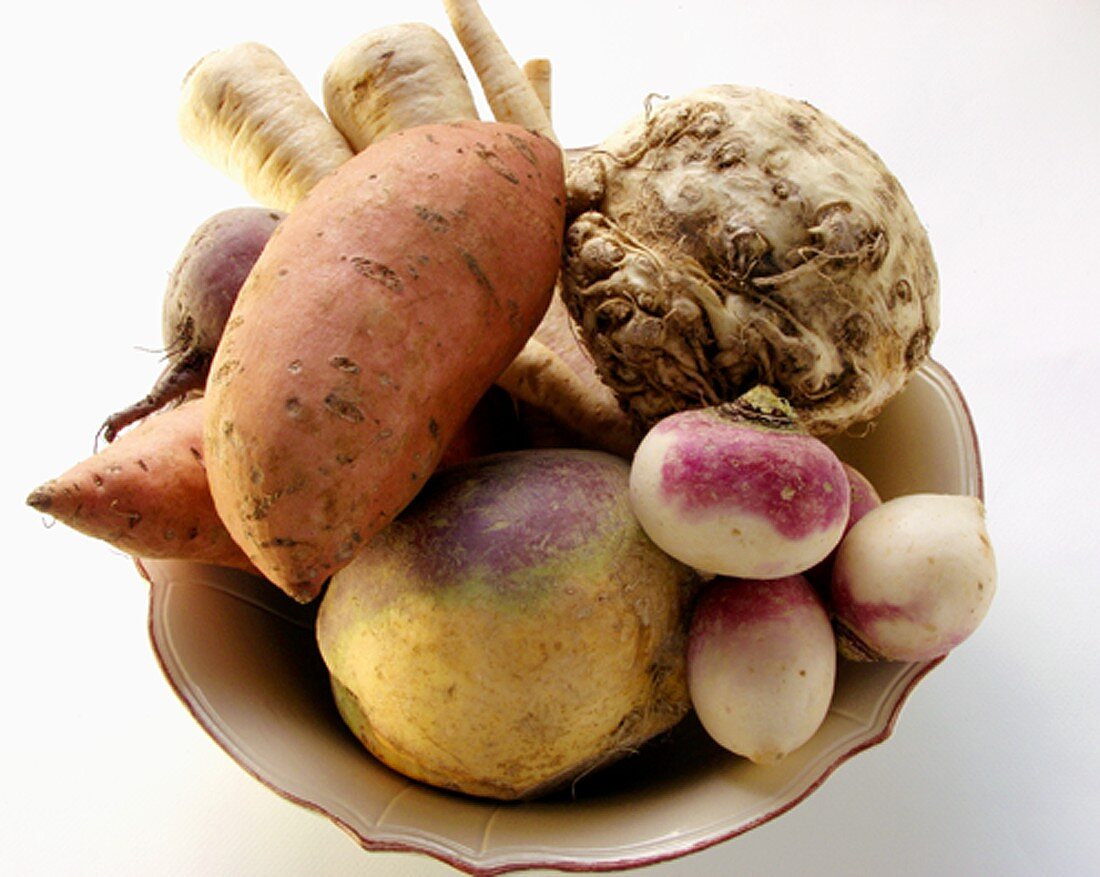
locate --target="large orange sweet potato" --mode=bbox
[204,121,565,600]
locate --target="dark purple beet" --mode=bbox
[100,207,284,442]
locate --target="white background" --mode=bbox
[4,1,1098,874]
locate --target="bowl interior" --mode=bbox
[142,359,981,875]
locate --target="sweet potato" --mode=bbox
[203,120,566,601]
[26,399,256,573]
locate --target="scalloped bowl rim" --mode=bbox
[140,357,982,875]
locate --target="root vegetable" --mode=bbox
[523,57,552,119]
[629,386,850,578]
[100,207,284,443]
[203,120,566,601]
[27,399,256,573]
[804,462,882,597]
[323,23,480,151]
[316,448,698,800]
[830,493,997,662]
[687,575,836,764]
[435,385,523,469]
[560,84,939,436]
[497,293,643,458]
[178,42,354,211]
[185,19,630,461]
[443,0,557,142]
[320,15,635,458]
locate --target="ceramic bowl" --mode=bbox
[140,358,982,875]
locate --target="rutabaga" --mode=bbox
[316,449,699,801]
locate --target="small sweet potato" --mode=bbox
[27,399,255,573]
[203,121,565,600]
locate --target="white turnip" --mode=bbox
[687,575,836,764]
[629,386,849,578]
[561,85,939,436]
[100,206,283,442]
[830,493,997,661]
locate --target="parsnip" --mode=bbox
[442,0,557,142]
[323,23,479,151]
[177,14,634,461]
[523,57,552,120]
[498,295,641,458]
[178,42,354,212]
[322,17,630,457]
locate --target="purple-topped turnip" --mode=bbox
[629,386,849,578]
[99,206,284,442]
[805,462,882,598]
[687,575,837,764]
[831,493,997,661]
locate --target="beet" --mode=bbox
[100,206,284,442]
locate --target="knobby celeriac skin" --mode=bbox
[498,292,645,458]
[561,84,940,437]
[316,449,699,801]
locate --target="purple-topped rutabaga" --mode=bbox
[316,448,698,801]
